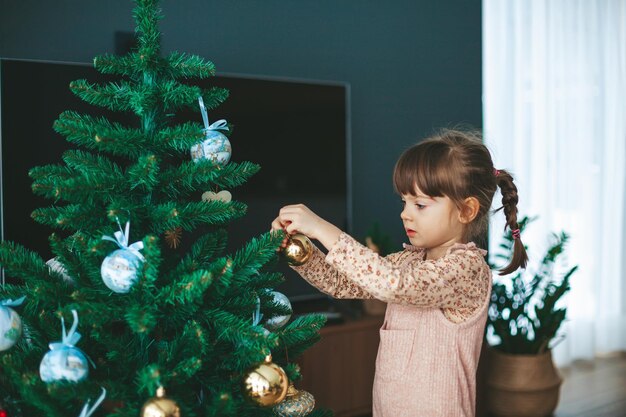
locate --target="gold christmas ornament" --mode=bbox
[242,354,289,407]
[282,234,313,266]
[273,384,316,417]
[140,387,181,417]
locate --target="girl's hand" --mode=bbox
[274,204,342,251]
[271,216,290,250]
[277,204,324,238]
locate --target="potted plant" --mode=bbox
[485,217,578,417]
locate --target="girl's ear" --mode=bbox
[459,197,480,224]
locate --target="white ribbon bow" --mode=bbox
[198,96,228,133]
[78,388,106,417]
[49,309,81,350]
[0,296,26,307]
[252,296,263,326]
[102,219,145,262]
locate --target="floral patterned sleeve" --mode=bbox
[291,242,406,300]
[325,233,490,309]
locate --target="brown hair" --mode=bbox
[393,128,528,275]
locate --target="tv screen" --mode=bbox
[0,59,350,303]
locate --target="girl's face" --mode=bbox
[400,185,465,256]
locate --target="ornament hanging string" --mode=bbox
[50,309,81,349]
[0,296,26,307]
[49,309,96,368]
[102,218,145,262]
[77,387,106,417]
[252,296,263,326]
[198,96,229,134]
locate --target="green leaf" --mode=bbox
[487,215,577,354]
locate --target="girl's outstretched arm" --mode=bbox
[325,233,490,309]
[288,243,375,300]
[274,204,343,250]
[271,204,374,299]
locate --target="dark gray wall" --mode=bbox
[0,0,482,247]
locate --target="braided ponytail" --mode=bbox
[494,169,529,275]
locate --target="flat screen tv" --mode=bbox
[0,58,351,304]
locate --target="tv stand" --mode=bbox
[298,313,384,416]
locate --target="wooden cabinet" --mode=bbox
[298,315,384,417]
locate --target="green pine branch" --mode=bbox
[274,314,327,361]
[133,0,162,61]
[93,54,140,77]
[127,154,160,191]
[168,229,229,278]
[230,231,284,287]
[148,200,247,234]
[54,111,150,158]
[29,164,73,183]
[69,79,141,113]
[159,269,214,306]
[159,80,201,110]
[70,79,227,117]
[165,52,216,79]
[251,271,284,289]
[31,204,104,231]
[0,241,48,283]
[153,122,205,152]
[34,150,125,202]
[161,161,260,199]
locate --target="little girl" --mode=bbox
[271,129,528,417]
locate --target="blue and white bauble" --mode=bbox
[40,345,89,383]
[40,309,90,384]
[190,129,232,166]
[265,291,292,330]
[101,218,144,294]
[101,248,142,294]
[0,305,22,351]
[193,97,231,166]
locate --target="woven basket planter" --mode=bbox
[486,348,562,417]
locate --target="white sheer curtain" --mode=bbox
[483,0,626,366]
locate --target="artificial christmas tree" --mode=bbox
[0,1,328,416]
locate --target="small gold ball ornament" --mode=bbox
[282,234,313,266]
[242,354,289,407]
[273,383,316,417]
[140,387,181,417]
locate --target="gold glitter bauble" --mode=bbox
[282,234,313,266]
[140,387,181,417]
[242,355,289,407]
[273,384,316,417]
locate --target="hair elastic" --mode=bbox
[511,228,521,240]
[493,168,500,177]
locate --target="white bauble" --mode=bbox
[265,291,292,330]
[190,130,232,166]
[40,346,89,383]
[101,248,143,293]
[0,305,22,351]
